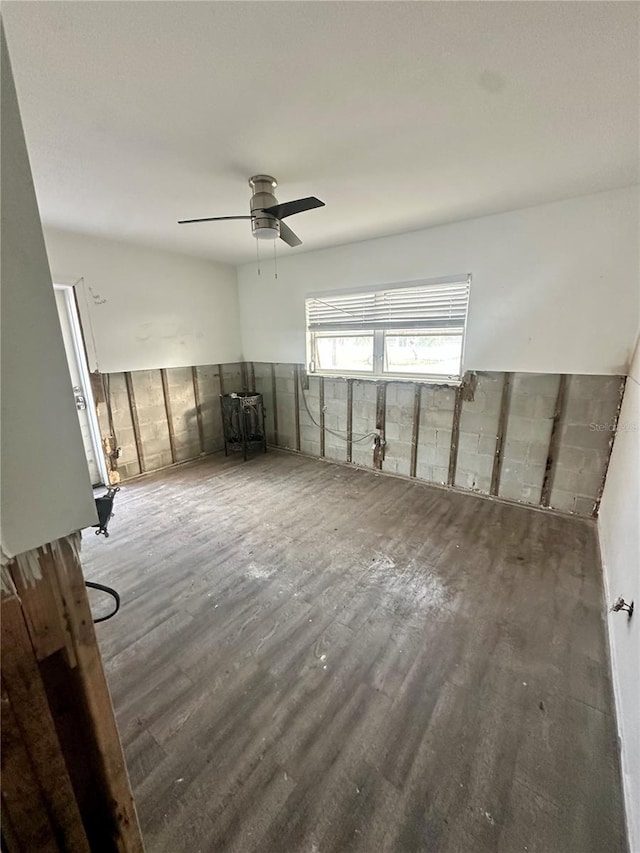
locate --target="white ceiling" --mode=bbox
[4,1,639,266]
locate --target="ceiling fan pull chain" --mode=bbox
[256,235,261,276]
[273,239,278,280]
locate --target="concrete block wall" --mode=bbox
[550,374,623,515]
[416,385,456,485]
[455,372,504,492]
[500,373,560,505]
[95,362,246,481]
[323,378,350,463]
[257,362,624,519]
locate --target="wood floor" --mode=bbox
[83,451,627,853]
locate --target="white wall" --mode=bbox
[1,29,97,558]
[44,227,241,374]
[599,335,640,853]
[237,186,639,374]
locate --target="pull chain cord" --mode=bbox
[273,238,278,280]
[256,236,261,276]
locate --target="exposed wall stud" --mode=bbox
[294,364,301,452]
[124,371,145,473]
[271,363,279,446]
[448,383,464,486]
[241,362,249,392]
[218,364,225,396]
[374,382,387,470]
[191,366,205,454]
[319,376,325,458]
[491,372,512,495]
[540,374,568,507]
[410,383,422,478]
[160,369,177,464]
[249,361,256,391]
[594,375,627,516]
[346,379,353,463]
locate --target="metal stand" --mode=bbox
[220,392,267,460]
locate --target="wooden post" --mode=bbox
[294,365,301,452]
[448,383,464,487]
[191,366,205,454]
[374,382,386,470]
[540,375,568,507]
[409,383,422,478]
[270,363,279,446]
[1,535,144,852]
[346,379,353,464]
[319,376,325,458]
[160,368,177,464]
[490,372,512,495]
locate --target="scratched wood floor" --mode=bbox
[83,451,627,853]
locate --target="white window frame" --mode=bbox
[306,275,470,384]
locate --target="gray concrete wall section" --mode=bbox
[131,369,173,472]
[298,375,322,457]
[454,372,503,493]
[550,375,624,515]
[260,363,624,519]
[274,363,297,450]
[221,362,244,395]
[323,378,349,463]
[351,380,377,468]
[193,364,224,454]
[499,373,560,504]
[103,372,141,480]
[96,361,624,518]
[251,363,277,445]
[383,382,415,477]
[415,385,456,485]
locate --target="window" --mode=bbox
[306,276,470,381]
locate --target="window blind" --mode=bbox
[306,279,470,333]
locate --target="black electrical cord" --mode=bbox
[85,581,120,623]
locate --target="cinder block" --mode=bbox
[458,433,480,455]
[432,387,456,410]
[513,373,561,397]
[433,466,449,484]
[478,434,497,456]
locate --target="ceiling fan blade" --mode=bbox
[178,215,253,224]
[261,196,324,220]
[279,221,302,247]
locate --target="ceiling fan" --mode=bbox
[178,175,324,247]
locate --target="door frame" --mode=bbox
[54,283,109,486]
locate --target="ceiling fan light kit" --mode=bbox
[178,174,324,248]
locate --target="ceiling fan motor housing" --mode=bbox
[249,175,281,240]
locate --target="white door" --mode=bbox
[54,286,105,486]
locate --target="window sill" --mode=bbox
[308,371,463,387]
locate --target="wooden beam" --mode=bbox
[160,368,177,464]
[374,382,387,470]
[319,377,325,458]
[271,363,279,446]
[1,593,90,851]
[49,538,144,852]
[218,363,226,396]
[124,371,144,474]
[191,366,205,454]
[346,379,353,463]
[240,362,249,392]
[249,361,256,391]
[490,372,512,496]
[448,383,464,486]
[409,383,422,478]
[540,374,568,507]
[294,364,301,452]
